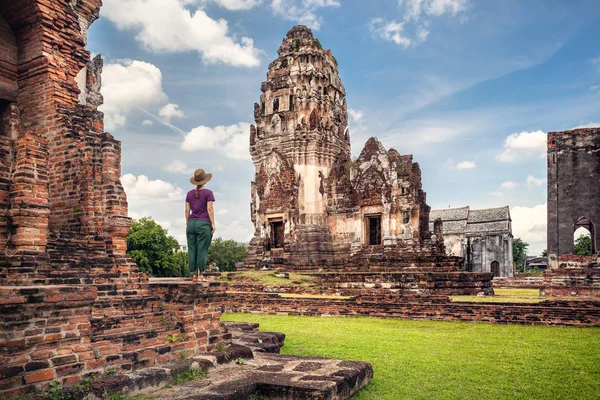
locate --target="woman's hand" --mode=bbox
[211,225,216,235]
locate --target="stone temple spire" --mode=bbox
[247,25,350,266]
[250,25,350,164]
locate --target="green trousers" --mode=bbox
[186,220,212,274]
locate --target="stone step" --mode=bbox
[149,352,372,400]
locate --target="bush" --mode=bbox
[208,238,248,272]
[126,217,187,277]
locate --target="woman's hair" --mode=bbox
[194,184,204,198]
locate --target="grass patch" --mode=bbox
[224,271,318,288]
[451,296,543,303]
[222,314,600,400]
[494,288,540,297]
[452,288,543,303]
[279,294,352,299]
[170,367,208,385]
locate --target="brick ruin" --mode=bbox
[547,127,600,265]
[544,127,600,296]
[246,25,447,270]
[0,2,228,397]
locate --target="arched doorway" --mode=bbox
[574,217,596,255]
[490,261,500,277]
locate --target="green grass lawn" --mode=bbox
[222,313,600,400]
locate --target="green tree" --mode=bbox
[541,249,547,257]
[207,238,248,272]
[513,238,529,272]
[573,234,592,256]
[126,217,187,277]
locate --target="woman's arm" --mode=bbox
[207,201,215,234]
[185,202,190,224]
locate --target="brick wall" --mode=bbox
[225,292,600,327]
[0,282,230,398]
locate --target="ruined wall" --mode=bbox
[0,0,130,276]
[0,2,228,397]
[547,127,600,267]
[225,292,600,327]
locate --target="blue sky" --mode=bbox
[89,0,600,255]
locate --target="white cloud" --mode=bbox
[590,84,600,93]
[369,18,412,48]
[165,160,191,174]
[401,0,468,20]
[142,119,154,126]
[121,174,185,202]
[570,122,600,129]
[500,181,518,190]
[121,174,188,242]
[455,160,476,169]
[526,175,544,189]
[101,0,261,67]
[159,103,185,122]
[491,191,503,197]
[496,130,547,162]
[348,108,364,123]
[182,122,251,160]
[202,0,262,10]
[511,203,547,255]
[100,59,168,130]
[372,0,467,47]
[271,0,340,30]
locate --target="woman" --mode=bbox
[185,169,216,282]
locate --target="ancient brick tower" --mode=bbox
[0,0,130,285]
[0,2,228,397]
[547,127,600,267]
[246,26,446,269]
[247,25,350,266]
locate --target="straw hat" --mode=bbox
[190,169,212,186]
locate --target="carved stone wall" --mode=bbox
[247,26,445,269]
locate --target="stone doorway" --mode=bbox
[490,260,500,277]
[269,219,284,249]
[368,216,382,246]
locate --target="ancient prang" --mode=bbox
[429,206,514,277]
[246,25,445,269]
[0,2,228,397]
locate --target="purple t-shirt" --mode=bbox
[186,189,215,222]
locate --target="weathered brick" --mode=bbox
[24,369,54,384]
[25,361,50,372]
